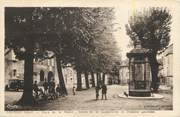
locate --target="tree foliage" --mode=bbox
[75,8,121,74]
[126,7,172,51]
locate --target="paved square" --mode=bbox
[5,85,172,110]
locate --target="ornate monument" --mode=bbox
[127,38,152,97]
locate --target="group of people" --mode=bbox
[33,79,66,100]
[95,84,107,100]
[33,79,107,101]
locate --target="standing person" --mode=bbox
[51,79,56,94]
[48,79,54,100]
[95,85,100,100]
[48,79,52,94]
[51,79,56,99]
[43,78,48,95]
[72,86,76,95]
[101,84,107,100]
[33,81,39,98]
[56,84,60,97]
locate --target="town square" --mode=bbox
[4,5,173,111]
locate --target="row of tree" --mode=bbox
[5,7,121,106]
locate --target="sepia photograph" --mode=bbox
[1,0,180,116]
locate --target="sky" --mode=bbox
[112,0,177,60]
[113,7,132,61]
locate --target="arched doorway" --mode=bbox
[40,70,45,81]
[47,71,54,82]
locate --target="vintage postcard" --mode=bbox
[0,0,180,117]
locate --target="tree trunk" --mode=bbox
[76,69,82,91]
[90,72,95,87]
[102,73,106,84]
[17,52,35,106]
[96,73,99,87]
[117,71,120,84]
[56,56,68,95]
[149,51,160,92]
[84,72,90,89]
[99,73,102,85]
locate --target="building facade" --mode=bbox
[5,50,24,85]
[61,66,77,88]
[119,60,129,85]
[157,44,173,87]
[5,50,56,86]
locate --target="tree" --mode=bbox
[5,8,42,105]
[5,7,69,105]
[126,7,172,91]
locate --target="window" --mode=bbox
[13,69,17,76]
[40,70,45,81]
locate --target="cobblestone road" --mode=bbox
[5,85,172,110]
